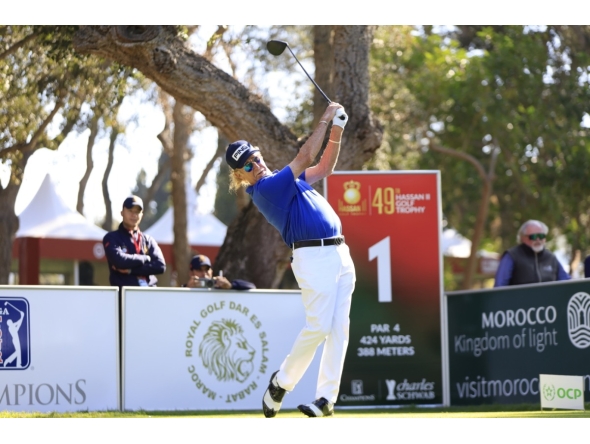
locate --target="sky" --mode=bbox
[1,89,221,226]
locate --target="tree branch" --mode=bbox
[0,30,40,60]
[195,142,224,194]
[1,93,66,157]
[429,140,488,181]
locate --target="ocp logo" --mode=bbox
[567,292,590,349]
[542,383,555,401]
[0,298,31,370]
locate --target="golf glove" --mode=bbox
[332,108,348,128]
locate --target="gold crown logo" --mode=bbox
[343,180,361,204]
[344,180,360,190]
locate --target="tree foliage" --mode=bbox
[0,25,138,284]
[370,25,590,283]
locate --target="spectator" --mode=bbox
[494,219,570,287]
[103,195,166,288]
[583,255,590,278]
[184,254,255,290]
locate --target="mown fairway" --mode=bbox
[2,403,589,418]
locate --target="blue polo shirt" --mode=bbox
[247,166,341,246]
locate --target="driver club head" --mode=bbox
[266,40,288,56]
[266,39,332,105]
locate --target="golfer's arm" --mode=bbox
[288,121,329,179]
[305,126,343,185]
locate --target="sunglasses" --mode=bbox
[243,157,262,173]
[528,233,547,241]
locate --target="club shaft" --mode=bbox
[287,46,331,104]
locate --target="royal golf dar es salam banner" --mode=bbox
[324,171,445,406]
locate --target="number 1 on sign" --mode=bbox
[368,237,392,303]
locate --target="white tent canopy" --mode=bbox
[144,183,227,247]
[441,228,472,258]
[16,173,107,241]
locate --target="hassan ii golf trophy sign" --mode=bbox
[325,171,444,407]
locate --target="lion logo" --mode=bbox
[198,319,255,383]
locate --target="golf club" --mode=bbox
[4,301,19,311]
[267,40,332,105]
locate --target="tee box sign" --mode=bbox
[325,171,445,406]
[540,374,585,410]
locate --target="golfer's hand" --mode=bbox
[332,108,348,128]
[322,102,342,121]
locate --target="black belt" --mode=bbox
[292,236,345,250]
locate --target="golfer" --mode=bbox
[225,102,355,418]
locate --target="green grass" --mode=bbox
[2,403,589,418]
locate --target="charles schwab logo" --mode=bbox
[0,298,30,370]
[386,378,435,401]
[185,300,269,404]
[567,292,590,349]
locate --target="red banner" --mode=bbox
[325,171,444,406]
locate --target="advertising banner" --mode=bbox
[122,288,322,411]
[325,171,444,406]
[0,286,119,412]
[447,280,590,406]
[540,374,585,410]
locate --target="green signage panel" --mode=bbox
[447,280,590,405]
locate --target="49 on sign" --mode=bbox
[371,187,397,214]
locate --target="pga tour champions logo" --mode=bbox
[0,298,30,370]
[185,300,269,404]
[567,292,590,349]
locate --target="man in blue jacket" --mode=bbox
[103,195,166,288]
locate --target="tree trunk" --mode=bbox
[77,114,99,215]
[313,26,334,127]
[0,182,21,284]
[214,201,291,289]
[73,25,383,288]
[429,141,499,289]
[461,147,499,289]
[170,100,193,287]
[101,125,119,231]
[0,153,32,284]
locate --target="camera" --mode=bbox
[195,277,214,288]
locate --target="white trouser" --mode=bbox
[277,242,355,404]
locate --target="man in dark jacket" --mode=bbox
[494,219,570,287]
[184,254,255,290]
[103,195,166,288]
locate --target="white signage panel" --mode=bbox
[540,374,585,410]
[0,286,119,412]
[123,288,322,411]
